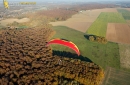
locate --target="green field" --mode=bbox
[102,67,130,85]
[18,25,28,29]
[117,9,130,20]
[51,26,120,70]
[119,44,130,70]
[0,24,4,29]
[86,12,126,37]
[50,11,130,84]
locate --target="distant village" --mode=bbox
[0,1,49,21]
[0,1,130,21]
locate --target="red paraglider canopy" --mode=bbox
[46,38,80,56]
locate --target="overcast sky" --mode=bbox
[7,0,130,2]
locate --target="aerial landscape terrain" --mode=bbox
[0,0,130,85]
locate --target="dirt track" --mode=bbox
[106,23,130,44]
[50,8,117,33]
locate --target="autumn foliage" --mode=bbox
[89,35,107,44]
[0,27,104,84]
[36,9,77,21]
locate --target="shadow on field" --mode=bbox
[53,50,92,62]
[84,34,95,40]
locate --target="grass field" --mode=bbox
[86,12,126,37]
[18,25,28,29]
[119,44,130,69]
[0,24,4,29]
[51,26,120,70]
[117,9,130,20]
[102,67,130,85]
[50,8,117,33]
[49,9,99,33]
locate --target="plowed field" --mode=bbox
[106,23,130,44]
[50,8,118,33]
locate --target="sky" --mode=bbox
[7,0,130,2]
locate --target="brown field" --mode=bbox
[126,20,130,26]
[106,23,130,44]
[92,8,118,12]
[123,8,130,11]
[0,18,30,26]
[50,8,117,33]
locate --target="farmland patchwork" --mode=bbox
[87,12,126,37]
